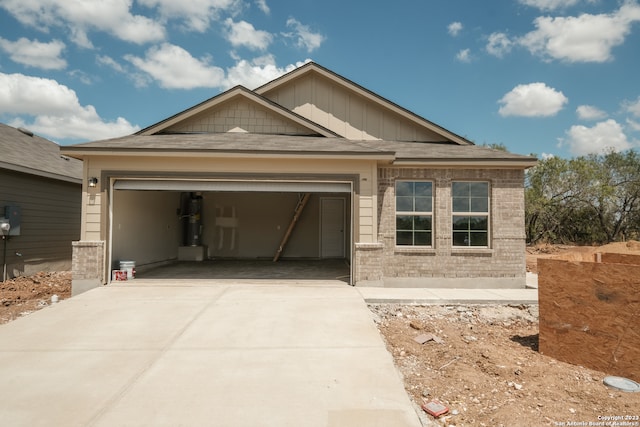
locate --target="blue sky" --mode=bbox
[1,0,640,158]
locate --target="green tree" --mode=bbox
[525,150,640,244]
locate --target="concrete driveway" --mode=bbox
[0,281,422,427]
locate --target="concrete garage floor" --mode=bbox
[135,259,351,283]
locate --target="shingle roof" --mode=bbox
[63,133,392,156]
[62,132,536,166]
[356,140,537,164]
[0,123,83,183]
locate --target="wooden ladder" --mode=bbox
[273,193,311,262]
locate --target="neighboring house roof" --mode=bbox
[0,123,82,183]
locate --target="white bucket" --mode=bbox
[119,261,136,279]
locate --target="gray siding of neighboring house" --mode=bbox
[1,168,81,277]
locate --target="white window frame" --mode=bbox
[451,181,490,248]
[395,180,434,247]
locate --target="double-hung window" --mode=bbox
[395,181,433,246]
[452,181,489,247]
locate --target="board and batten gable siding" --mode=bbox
[162,98,316,135]
[0,168,81,276]
[261,72,444,142]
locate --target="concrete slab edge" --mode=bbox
[364,298,539,305]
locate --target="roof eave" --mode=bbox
[391,158,538,168]
[0,161,83,184]
[60,147,395,161]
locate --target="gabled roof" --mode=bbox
[136,85,340,137]
[61,62,536,169]
[255,62,474,146]
[0,123,82,183]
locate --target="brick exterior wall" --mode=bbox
[354,167,527,287]
[72,240,105,282]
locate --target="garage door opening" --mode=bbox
[109,179,353,284]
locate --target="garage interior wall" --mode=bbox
[111,190,181,267]
[111,190,350,268]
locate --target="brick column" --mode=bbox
[354,242,384,286]
[71,240,105,295]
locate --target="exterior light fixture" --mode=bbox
[88,177,98,187]
[0,219,10,235]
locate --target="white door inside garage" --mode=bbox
[320,197,345,258]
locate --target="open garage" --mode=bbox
[110,179,353,283]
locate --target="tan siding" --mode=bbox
[347,96,366,139]
[164,99,314,135]
[295,79,313,119]
[0,169,80,276]
[313,76,330,128]
[262,72,445,142]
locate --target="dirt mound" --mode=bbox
[0,271,71,324]
[526,241,640,273]
[601,240,640,252]
[373,304,638,426]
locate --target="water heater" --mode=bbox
[186,194,203,247]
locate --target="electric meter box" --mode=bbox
[4,205,21,236]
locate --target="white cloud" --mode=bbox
[1,0,166,47]
[456,49,471,62]
[576,105,607,120]
[448,22,463,36]
[0,37,67,70]
[518,2,640,63]
[224,55,310,89]
[255,0,269,14]
[96,55,126,73]
[541,152,555,160]
[486,32,513,57]
[125,43,225,89]
[518,0,582,11]
[284,18,325,52]
[225,18,273,50]
[498,83,568,117]
[68,69,94,85]
[0,72,138,141]
[623,96,640,117]
[627,118,640,132]
[562,119,632,155]
[138,0,241,33]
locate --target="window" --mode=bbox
[452,182,489,247]
[395,181,433,246]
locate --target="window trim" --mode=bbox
[451,180,491,248]
[394,180,434,248]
